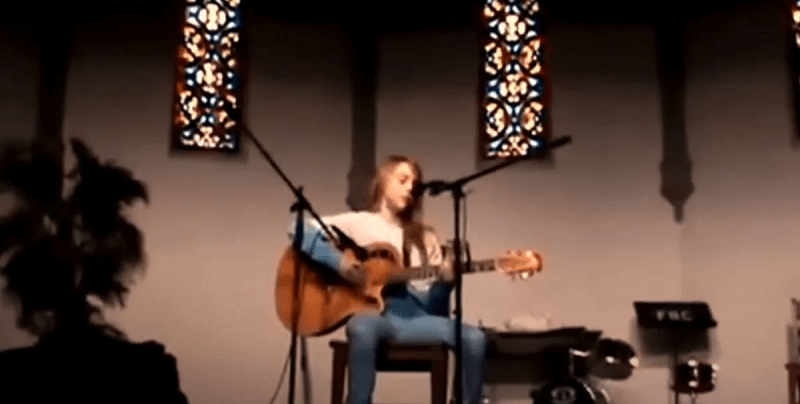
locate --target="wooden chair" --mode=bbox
[329,340,449,404]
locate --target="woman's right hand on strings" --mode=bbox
[338,253,365,285]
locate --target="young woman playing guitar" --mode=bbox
[283,155,542,404]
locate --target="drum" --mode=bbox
[671,360,718,394]
[532,377,609,404]
[588,338,638,381]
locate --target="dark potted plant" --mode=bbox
[0,137,188,403]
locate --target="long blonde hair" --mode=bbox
[367,155,424,224]
[367,155,430,258]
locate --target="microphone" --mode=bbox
[412,180,449,198]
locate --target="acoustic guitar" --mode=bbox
[274,228,543,337]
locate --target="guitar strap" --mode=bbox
[381,230,413,299]
[402,234,411,268]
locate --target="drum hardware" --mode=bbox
[532,377,602,404]
[531,348,611,404]
[671,360,719,404]
[588,338,638,381]
[633,301,718,404]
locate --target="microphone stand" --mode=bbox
[420,136,572,404]
[240,126,338,404]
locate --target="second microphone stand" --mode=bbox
[419,136,571,404]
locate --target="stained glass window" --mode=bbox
[480,0,549,159]
[172,0,244,153]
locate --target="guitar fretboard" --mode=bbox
[402,259,496,281]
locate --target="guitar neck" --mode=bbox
[405,259,496,280]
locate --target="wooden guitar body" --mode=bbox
[274,241,405,337]
[275,232,542,337]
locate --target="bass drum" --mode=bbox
[532,378,610,404]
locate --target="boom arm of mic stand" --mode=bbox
[422,136,573,196]
[241,126,340,246]
[452,136,572,190]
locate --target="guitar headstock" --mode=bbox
[495,250,543,281]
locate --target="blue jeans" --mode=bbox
[345,312,487,404]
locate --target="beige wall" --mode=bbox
[679,1,800,402]
[1,1,798,403]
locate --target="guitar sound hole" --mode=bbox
[367,249,391,260]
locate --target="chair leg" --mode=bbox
[431,352,448,404]
[332,347,347,404]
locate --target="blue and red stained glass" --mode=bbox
[172,0,244,152]
[481,0,548,159]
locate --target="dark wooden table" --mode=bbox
[481,326,603,384]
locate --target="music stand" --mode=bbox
[633,301,717,404]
